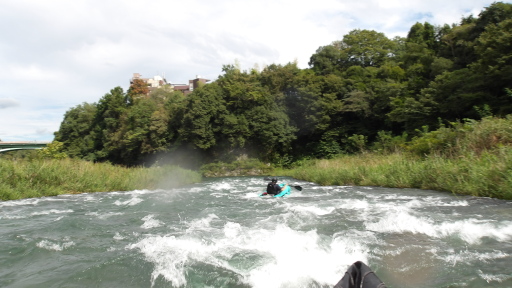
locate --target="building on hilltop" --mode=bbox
[130,73,170,95]
[130,73,210,96]
[189,75,210,92]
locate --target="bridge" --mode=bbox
[0,142,50,153]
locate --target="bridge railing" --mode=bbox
[0,141,50,153]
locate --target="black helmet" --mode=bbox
[271,177,277,182]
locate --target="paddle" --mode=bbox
[263,177,303,191]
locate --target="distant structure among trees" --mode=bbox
[130,73,210,96]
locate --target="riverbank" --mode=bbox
[4,116,511,201]
[199,116,512,200]
[0,158,201,201]
[281,116,512,200]
[282,150,512,200]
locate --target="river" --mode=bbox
[1,176,511,287]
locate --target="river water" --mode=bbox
[1,176,511,288]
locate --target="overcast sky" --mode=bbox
[0,0,500,142]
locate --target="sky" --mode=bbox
[0,0,502,142]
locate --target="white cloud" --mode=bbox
[0,0,499,141]
[5,65,67,81]
[0,98,20,109]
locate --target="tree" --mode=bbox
[472,1,512,39]
[91,86,128,162]
[309,29,396,75]
[441,22,476,69]
[407,22,431,46]
[308,45,345,75]
[127,78,149,104]
[54,102,96,158]
[180,83,226,150]
[115,97,166,165]
[259,62,301,95]
[332,29,396,68]
[38,141,67,159]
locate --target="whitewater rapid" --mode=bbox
[1,176,511,287]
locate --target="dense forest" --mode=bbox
[54,2,512,169]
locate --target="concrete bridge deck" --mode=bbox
[0,141,50,153]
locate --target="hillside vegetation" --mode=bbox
[54,3,512,169]
[35,2,512,200]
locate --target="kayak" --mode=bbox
[259,183,291,197]
[334,261,386,288]
[274,184,291,197]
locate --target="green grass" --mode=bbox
[283,116,512,200]
[0,158,201,201]
[284,148,512,200]
[6,116,510,200]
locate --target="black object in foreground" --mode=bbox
[334,261,386,288]
[263,177,302,191]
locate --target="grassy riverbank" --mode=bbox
[0,158,201,201]
[283,116,512,200]
[197,116,512,200]
[5,116,511,201]
[283,150,512,199]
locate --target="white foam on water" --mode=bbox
[426,198,469,207]
[141,214,164,229]
[221,222,243,239]
[108,189,159,199]
[314,186,351,191]
[185,187,203,193]
[288,204,336,216]
[79,194,99,202]
[368,195,469,211]
[185,214,219,233]
[244,192,261,198]
[441,249,509,267]
[113,232,125,240]
[235,225,368,288]
[285,191,305,197]
[0,198,40,207]
[366,209,512,244]
[335,199,370,210]
[403,199,425,208]
[437,220,512,244]
[36,239,75,251]
[0,214,27,220]
[478,270,512,283]
[127,235,196,287]
[126,189,155,195]
[128,221,370,288]
[114,196,143,206]
[381,194,418,201]
[403,195,470,208]
[31,209,73,216]
[86,211,124,219]
[365,194,469,209]
[211,182,233,191]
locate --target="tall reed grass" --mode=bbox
[0,158,201,201]
[285,116,512,200]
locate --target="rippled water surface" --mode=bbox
[1,176,511,287]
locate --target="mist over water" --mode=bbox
[1,176,511,287]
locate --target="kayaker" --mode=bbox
[263,178,288,196]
